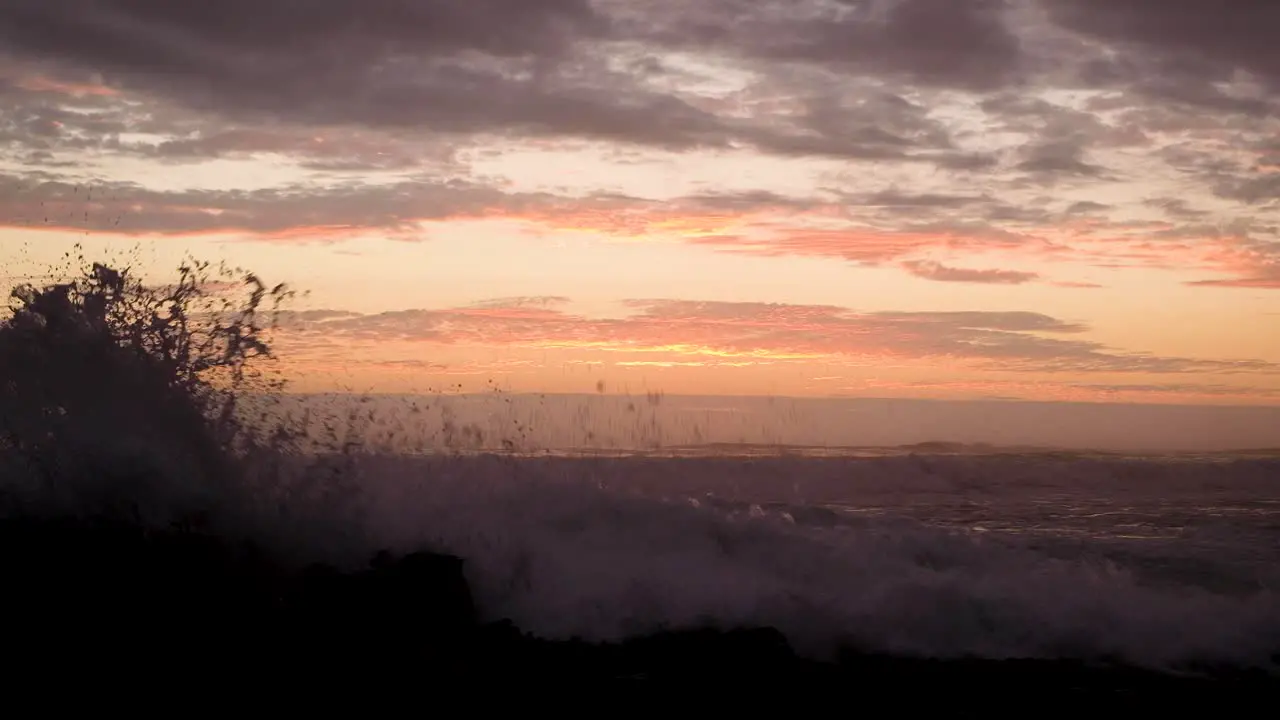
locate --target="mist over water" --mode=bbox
[306,450,1276,664]
[2,263,1278,672]
[261,391,1280,455]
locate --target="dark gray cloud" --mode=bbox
[1215,173,1280,206]
[1152,134,1280,222]
[0,0,602,82]
[620,0,1026,91]
[0,0,1017,168]
[826,188,1061,229]
[0,172,543,236]
[1015,138,1108,180]
[860,190,991,209]
[1142,198,1211,221]
[0,173,1039,252]
[1045,0,1280,94]
[0,76,461,172]
[1066,201,1110,215]
[0,0,739,152]
[976,91,1155,186]
[730,85,969,162]
[1,0,1278,270]
[0,1,1273,139]
[0,0,1270,176]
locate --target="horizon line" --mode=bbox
[248,389,1280,411]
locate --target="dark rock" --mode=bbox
[1,514,1277,694]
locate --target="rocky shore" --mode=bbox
[1,515,1275,694]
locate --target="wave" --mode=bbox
[1,260,1277,674]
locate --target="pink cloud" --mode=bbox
[1185,237,1280,288]
[5,174,1275,289]
[275,298,1273,376]
[685,225,1037,265]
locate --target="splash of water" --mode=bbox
[0,256,359,553]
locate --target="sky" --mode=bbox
[0,0,1278,417]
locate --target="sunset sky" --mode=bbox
[1,0,1278,409]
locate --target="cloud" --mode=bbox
[0,1,1274,150]
[1186,238,1280,288]
[6,0,948,161]
[0,173,553,238]
[5,169,1274,293]
[1014,138,1109,180]
[690,222,1038,261]
[901,260,1039,285]
[623,0,1026,92]
[1044,0,1280,97]
[0,1,756,166]
[0,0,1230,173]
[0,71,463,172]
[0,2,1274,210]
[2,0,1278,294]
[276,298,1273,376]
[0,1,598,115]
[1215,172,1280,206]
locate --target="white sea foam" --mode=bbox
[276,451,1280,668]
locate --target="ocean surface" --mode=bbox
[4,381,1279,670]
[287,446,1280,668]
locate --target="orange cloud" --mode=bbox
[487,194,838,243]
[681,217,1279,289]
[274,298,1272,376]
[683,224,1040,264]
[4,175,1273,289]
[1185,237,1280,288]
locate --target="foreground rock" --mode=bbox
[0,516,1275,692]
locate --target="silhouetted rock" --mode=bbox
[612,626,797,678]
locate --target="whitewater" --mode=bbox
[218,443,1274,670]
[4,389,1278,671]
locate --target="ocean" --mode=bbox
[3,375,1279,673]
[2,280,1278,676]
[274,445,1280,668]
